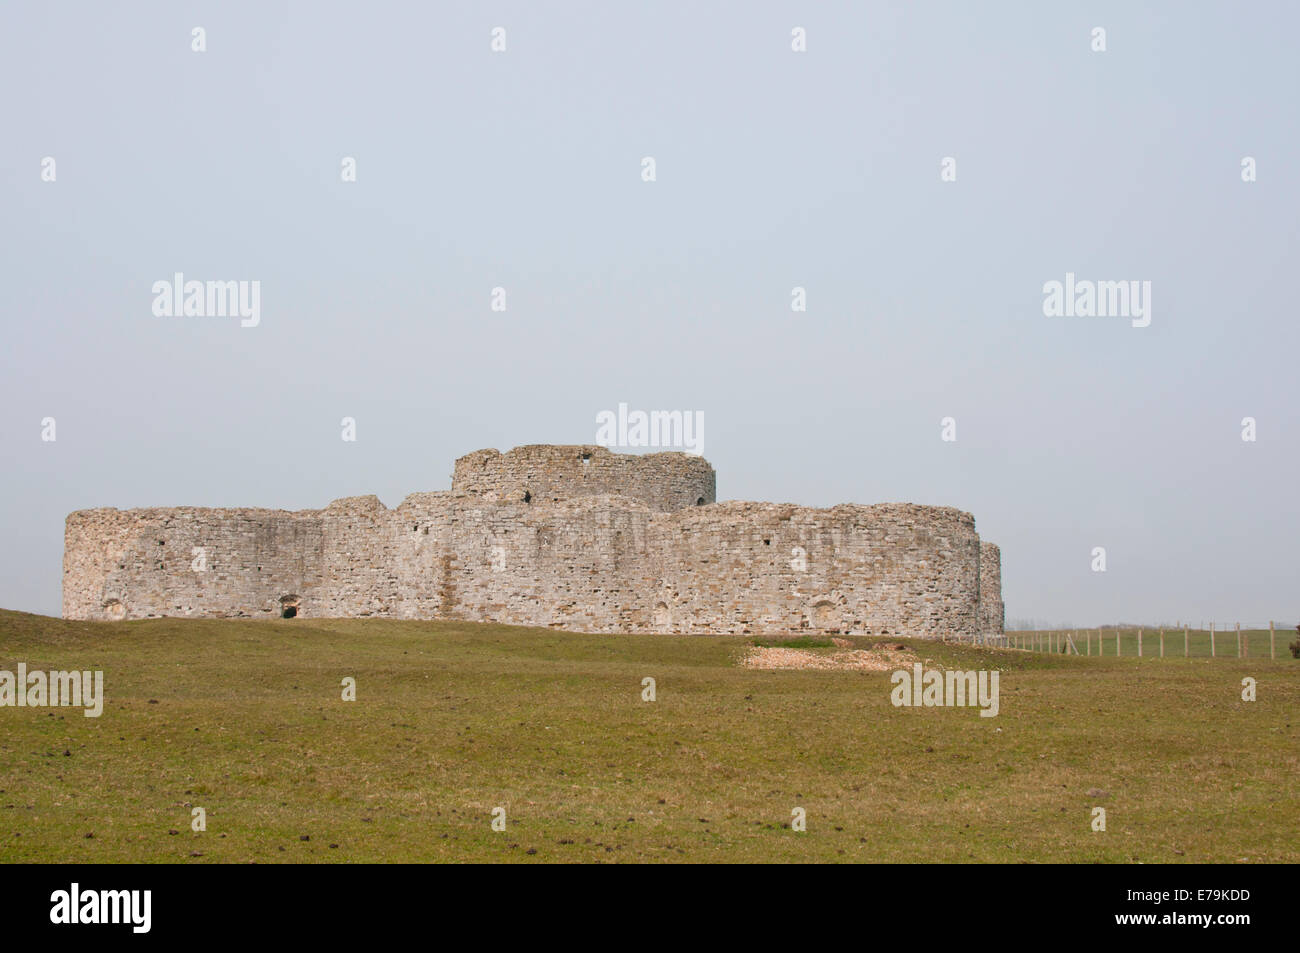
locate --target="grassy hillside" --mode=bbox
[0,609,1295,863]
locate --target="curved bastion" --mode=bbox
[978,542,1005,636]
[62,445,1003,640]
[451,444,716,511]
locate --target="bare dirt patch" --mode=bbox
[740,642,921,672]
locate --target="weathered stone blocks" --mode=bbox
[62,446,1003,639]
[978,541,1005,638]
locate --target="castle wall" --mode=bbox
[63,507,324,620]
[645,503,980,638]
[316,495,403,617]
[418,496,657,632]
[452,445,715,512]
[62,447,1000,639]
[978,541,1005,637]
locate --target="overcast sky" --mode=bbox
[2,1,1296,627]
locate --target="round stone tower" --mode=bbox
[978,541,1005,638]
[452,445,716,512]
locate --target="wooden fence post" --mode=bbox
[1138,627,1143,657]
[1117,629,1121,657]
[1270,620,1276,659]
[1210,623,1216,658]
[1160,628,1164,658]
[1184,624,1189,658]
[1087,630,1091,656]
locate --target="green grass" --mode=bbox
[1,609,1296,863]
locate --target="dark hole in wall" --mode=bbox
[696,497,705,505]
[282,606,297,619]
[523,491,531,503]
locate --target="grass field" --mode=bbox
[1,609,1296,863]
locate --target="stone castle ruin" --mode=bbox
[63,445,1004,639]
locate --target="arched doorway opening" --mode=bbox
[279,594,301,619]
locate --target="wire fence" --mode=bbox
[987,622,1299,659]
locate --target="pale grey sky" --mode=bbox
[2,1,1296,626]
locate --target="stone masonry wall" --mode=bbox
[63,446,1000,639]
[645,502,980,638]
[978,541,1005,637]
[452,445,715,512]
[63,507,324,620]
